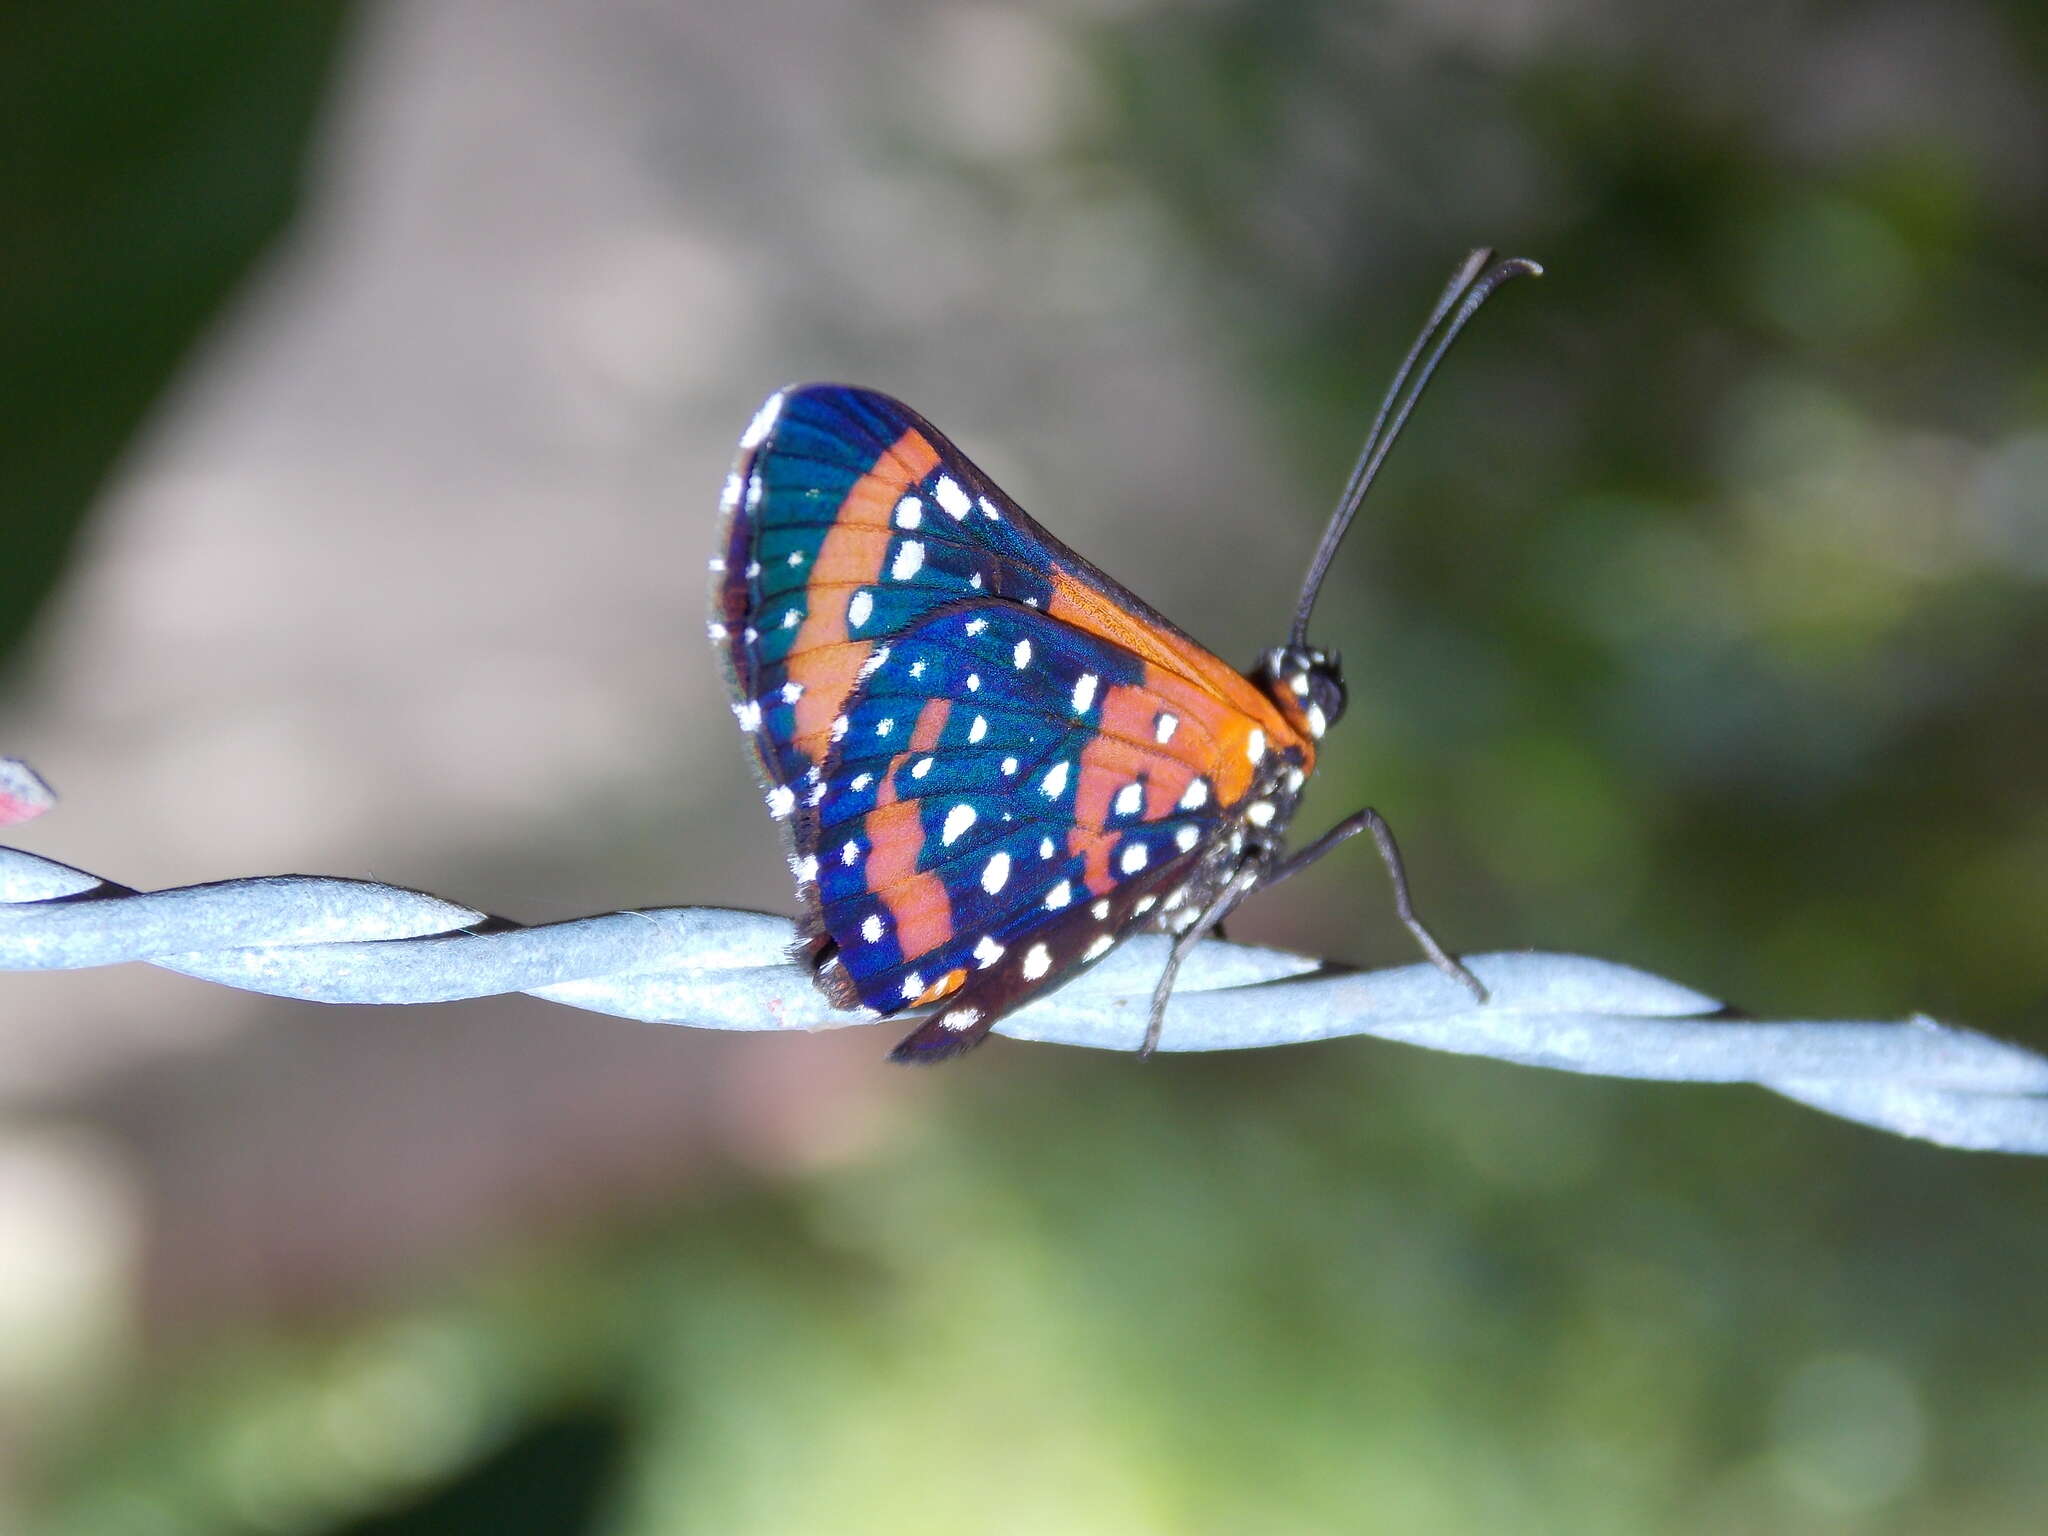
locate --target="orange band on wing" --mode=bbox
[1060,683,1188,894]
[860,695,956,965]
[1046,567,1306,804]
[1066,827,1118,898]
[908,697,951,753]
[786,429,942,759]
[912,970,967,1007]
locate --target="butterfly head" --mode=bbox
[1258,644,1345,742]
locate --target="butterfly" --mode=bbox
[712,250,1538,1062]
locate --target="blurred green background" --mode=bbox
[3,1,2046,1532]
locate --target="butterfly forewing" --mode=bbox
[717,386,1059,793]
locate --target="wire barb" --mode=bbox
[3,758,2045,1156]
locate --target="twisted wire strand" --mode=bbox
[3,759,2043,1154]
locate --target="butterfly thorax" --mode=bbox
[1133,646,1326,932]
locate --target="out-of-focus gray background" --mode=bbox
[4,2,2046,1532]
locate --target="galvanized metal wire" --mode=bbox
[3,757,2043,1154]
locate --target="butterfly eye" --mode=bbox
[1307,669,1347,735]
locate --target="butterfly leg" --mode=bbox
[1138,865,1263,1058]
[1267,808,1488,1005]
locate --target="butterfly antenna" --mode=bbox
[1289,249,1543,650]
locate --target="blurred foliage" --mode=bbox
[33,1051,2048,1532]
[1089,0,2048,1043]
[0,2,357,664]
[16,1,2048,1533]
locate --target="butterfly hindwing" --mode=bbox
[803,600,1248,1055]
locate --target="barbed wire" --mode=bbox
[2,757,2043,1154]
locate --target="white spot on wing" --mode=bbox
[1022,944,1052,980]
[973,934,1005,967]
[740,391,784,449]
[1012,638,1032,669]
[967,673,981,691]
[1083,933,1114,961]
[850,774,872,793]
[936,476,972,518]
[968,715,988,744]
[1307,704,1327,738]
[781,681,803,704]
[874,716,894,737]
[1120,842,1149,874]
[1155,713,1179,744]
[1072,673,1098,713]
[861,913,884,943]
[766,785,795,819]
[891,540,925,581]
[977,495,1002,521]
[1091,899,1110,920]
[1001,757,1018,776]
[793,855,818,883]
[900,972,926,1002]
[1134,895,1157,915]
[782,608,801,628]
[981,852,1011,894]
[941,1005,983,1031]
[942,803,977,845]
[848,590,874,629]
[965,617,988,636]
[1247,800,1276,827]
[911,756,933,779]
[842,839,862,865]
[894,496,923,529]
[1179,779,1209,811]
[1175,825,1199,852]
[788,550,805,567]
[1113,782,1143,818]
[733,701,762,731]
[707,621,728,641]
[1040,761,1070,798]
[1045,879,1072,910]
[1038,836,1055,859]
[1246,728,1266,765]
